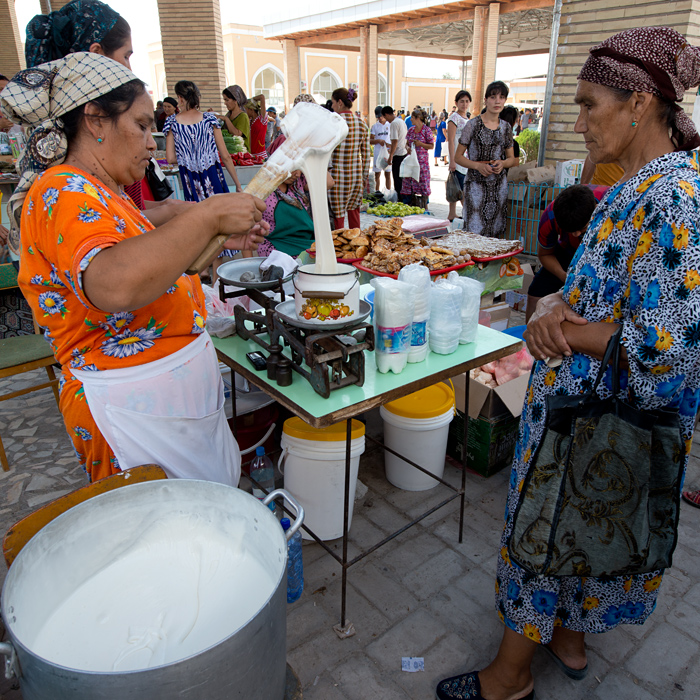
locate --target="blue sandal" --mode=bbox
[435,671,535,700]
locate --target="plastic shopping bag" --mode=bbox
[445,171,463,203]
[377,143,390,170]
[399,149,420,181]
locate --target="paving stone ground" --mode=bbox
[1,366,699,700]
[1,165,699,698]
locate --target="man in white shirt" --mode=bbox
[381,106,408,195]
[370,106,392,191]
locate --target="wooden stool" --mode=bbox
[0,333,60,472]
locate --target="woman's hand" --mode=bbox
[475,162,495,177]
[206,192,265,236]
[490,159,505,175]
[222,220,269,251]
[524,292,588,361]
[448,161,457,172]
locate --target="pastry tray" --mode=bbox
[469,247,524,263]
[307,250,364,264]
[352,260,474,280]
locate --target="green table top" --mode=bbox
[213,319,520,428]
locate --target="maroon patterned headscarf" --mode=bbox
[578,27,700,151]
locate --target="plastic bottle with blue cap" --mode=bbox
[281,518,304,603]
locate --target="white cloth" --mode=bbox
[448,112,469,175]
[389,117,407,157]
[71,332,241,486]
[260,250,299,276]
[371,121,391,172]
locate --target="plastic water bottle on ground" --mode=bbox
[281,518,304,603]
[250,445,275,513]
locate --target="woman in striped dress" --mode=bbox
[164,80,242,202]
[165,80,243,278]
[329,87,369,230]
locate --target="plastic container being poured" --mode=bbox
[186,102,349,275]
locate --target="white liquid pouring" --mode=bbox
[300,149,338,275]
[30,514,275,673]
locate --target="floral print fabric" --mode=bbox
[496,151,700,644]
[401,124,434,197]
[18,166,206,481]
[459,116,513,237]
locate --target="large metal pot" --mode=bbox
[0,480,303,700]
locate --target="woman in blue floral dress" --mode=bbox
[437,27,700,700]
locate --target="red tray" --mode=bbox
[307,250,364,264]
[352,260,474,280]
[469,247,524,263]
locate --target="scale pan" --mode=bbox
[217,258,296,290]
[275,299,371,331]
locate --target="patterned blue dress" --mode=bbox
[163,112,229,203]
[496,151,700,645]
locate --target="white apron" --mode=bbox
[72,331,241,486]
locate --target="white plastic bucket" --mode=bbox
[380,384,455,491]
[280,418,366,540]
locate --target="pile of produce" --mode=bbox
[231,152,265,166]
[367,203,424,216]
[222,133,246,154]
[470,348,533,387]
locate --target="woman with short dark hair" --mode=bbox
[454,81,517,237]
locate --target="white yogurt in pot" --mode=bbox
[29,513,276,672]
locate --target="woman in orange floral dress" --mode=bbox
[2,53,267,484]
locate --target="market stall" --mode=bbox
[214,287,521,629]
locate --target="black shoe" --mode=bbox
[435,671,535,700]
[542,644,588,680]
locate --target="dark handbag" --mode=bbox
[145,158,174,201]
[445,171,463,203]
[508,327,684,577]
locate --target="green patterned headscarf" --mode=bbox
[0,52,138,255]
[25,0,120,68]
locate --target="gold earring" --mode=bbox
[632,121,637,127]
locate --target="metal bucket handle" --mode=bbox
[292,270,359,300]
[262,488,304,540]
[0,641,19,680]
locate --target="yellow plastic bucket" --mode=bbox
[380,384,455,491]
[280,418,366,540]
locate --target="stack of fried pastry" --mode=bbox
[361,218,471,275]
[308,228,371,260]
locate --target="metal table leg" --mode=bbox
[459,376,470,543]
[333,418,355,637]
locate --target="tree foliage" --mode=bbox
[516,129,540,162]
